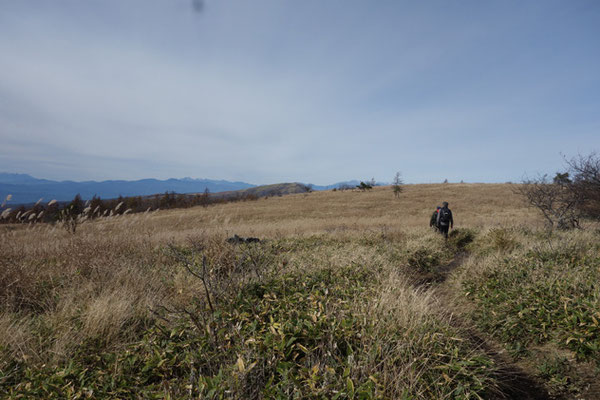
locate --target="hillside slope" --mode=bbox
[3,184,598,398]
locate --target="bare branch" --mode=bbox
[517,174,581,229]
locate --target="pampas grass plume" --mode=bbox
[1,194,11,208]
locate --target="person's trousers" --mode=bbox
[439,224,449,238]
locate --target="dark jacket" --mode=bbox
[436,206,453,227]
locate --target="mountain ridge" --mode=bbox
[0,173,256,204]
[0,173,363,205]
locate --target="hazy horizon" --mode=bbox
[0,171,518,186]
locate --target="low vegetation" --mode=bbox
[1,184,598,398]
[453,227,600,397]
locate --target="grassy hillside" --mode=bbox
[208,182,312,200]
[1,184,598,398]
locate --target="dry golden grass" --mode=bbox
[90,183,540,240]
[0,183,556,397]
[0,184,534,360]
[1,183,537,241]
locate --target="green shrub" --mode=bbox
[463,249,600,363]
[537,354,584,397]
[407,248,441,273]
[448,228,476,250]
[3,235,497,399]
[470,228,520,255]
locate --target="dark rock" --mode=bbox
[227,234,260,244]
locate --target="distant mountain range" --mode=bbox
[0,173,361,205]
[310,181,361,191]
[0,173,255,205]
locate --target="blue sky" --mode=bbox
[1,0,599,185]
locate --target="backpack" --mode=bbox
[438,208,451,225]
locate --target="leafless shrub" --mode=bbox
[167,236,270,309]
[162,237,271,355]
[516,175,580,230]
[566,152,600,220]
[518,152,600,229]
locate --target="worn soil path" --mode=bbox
[421,251,555,400]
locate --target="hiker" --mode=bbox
[436,201,453,239]
[429,206,441,231]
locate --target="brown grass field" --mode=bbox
[1,183,599,399]
[89,183,540,240]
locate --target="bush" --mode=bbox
[356,182,373,191]
[470,228,520,254]
[407,248,442,273]
[518,152,600,229]
[448,228,476,250]
[517,175,580,230]
[463,242,600,363]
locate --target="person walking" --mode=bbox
[436,201,453,239]
[429,206,441,231]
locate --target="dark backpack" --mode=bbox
[438,208,451,225]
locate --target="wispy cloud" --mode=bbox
[1,0,599,184]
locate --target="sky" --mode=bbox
[1,0,599,185]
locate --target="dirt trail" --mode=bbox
[423,251,555,400]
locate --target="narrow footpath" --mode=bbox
[421,250,554,400]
